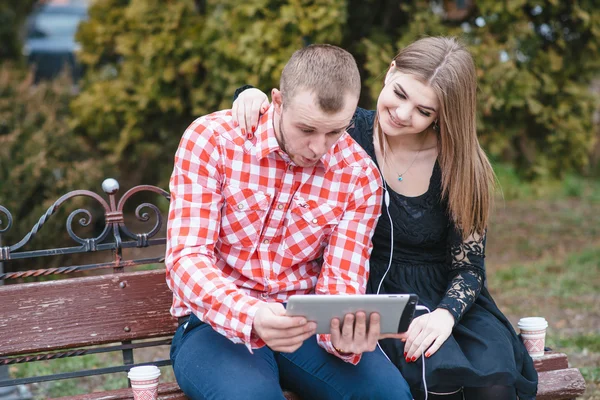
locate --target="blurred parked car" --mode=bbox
[22,0,88,82]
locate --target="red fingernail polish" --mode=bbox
[242,128,245,135]
[411,356,416,362]
[252,125,255,132]
[405,357,410,363]
[425,352,430,358]
[404,352,407,357]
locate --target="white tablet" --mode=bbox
[286,294,418,334]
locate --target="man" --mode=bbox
[166,44,412,400]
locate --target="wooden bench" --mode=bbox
[0,179,586,399]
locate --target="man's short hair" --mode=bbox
[280,44,361,113]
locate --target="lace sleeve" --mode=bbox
[437,225,486,324]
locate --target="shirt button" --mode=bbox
[247,133,254,140]
[288,165,293,170]
[260,293,268,300]
[237,204,244,210]
[312,218,318,224]
[277,204,284,210]
[263,239,270,244]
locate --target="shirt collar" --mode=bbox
[255,105,282,160]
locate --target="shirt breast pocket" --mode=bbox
[283,200,343,263]
[220,186,271,249]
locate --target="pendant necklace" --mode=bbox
[387,131,429,182]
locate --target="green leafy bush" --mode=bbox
[0,0,36,62]
[71,0,346,187]
[71,0,599,186]
[0,66,103,255]
[361,0,599,179]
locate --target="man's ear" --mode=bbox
[384,61,397,86]
[272,89,283,114]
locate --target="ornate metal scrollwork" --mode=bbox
[0,179,170,279]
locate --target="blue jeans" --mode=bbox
[170,314,412,400]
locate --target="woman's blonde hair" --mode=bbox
[377,36,495,238]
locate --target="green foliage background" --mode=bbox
[0,0,36,62]
[70,0,599,185]
[70,0,349,185]
[0,0,599,254]
[0,67,104,251]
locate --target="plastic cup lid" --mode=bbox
[127,365,161,380]
[517,317,548,330]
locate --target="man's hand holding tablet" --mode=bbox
[329,311,387,355]
[286,294,418,354]
[252,302,317,353]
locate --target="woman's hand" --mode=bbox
[402,308,454,362]
[232,88,269,135]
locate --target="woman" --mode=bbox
[232,36,538,400]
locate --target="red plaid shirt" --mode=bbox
[166,105,382,364]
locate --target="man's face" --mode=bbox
[272,89,357,168]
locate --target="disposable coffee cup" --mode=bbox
[127,365,161,400]
[518,317,548,358]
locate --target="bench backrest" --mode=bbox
[0,179,175,387]
[1,270,175,357]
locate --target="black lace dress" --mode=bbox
[349,108,538,399]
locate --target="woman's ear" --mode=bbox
[272,89,283,114]
[384,61,397,86]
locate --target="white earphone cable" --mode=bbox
[377,181,430,400]
[415,305,431,399]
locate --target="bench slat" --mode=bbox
[534,352,570,373]
[51,365,588,400]
[54,383,301,400]
[54,369,587,400]
[55,382,186,400]
[0,270,177,357]
[537,368,587,400]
